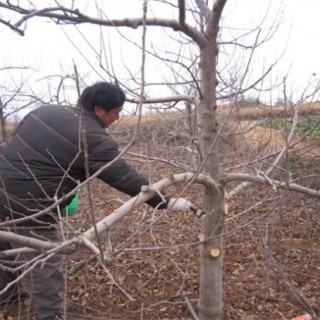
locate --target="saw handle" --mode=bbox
[190,205,206,218]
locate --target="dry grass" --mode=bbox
[113,102,320,158]
[218,101,320,120]
[112,110,191,147]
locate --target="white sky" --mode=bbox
[223,0,320,102]
[1,0,320,114]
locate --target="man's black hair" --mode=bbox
[80,82,126,112]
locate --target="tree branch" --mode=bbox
[0,17,24,35]
[0,3,208,47]
[83,172,217,240]
[0,172,216,257]
[126,94,197,104]
[228,102,301,198]
[206,0,227,38]
[194,0,211,22]
[178,0,186,25]
[223,173,320,198]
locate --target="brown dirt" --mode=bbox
[1,109,319,320]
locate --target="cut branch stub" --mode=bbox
[210,247,221,258]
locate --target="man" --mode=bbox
[0,82,194,320]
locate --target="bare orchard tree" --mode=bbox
[0,75,35,143]
[0,67,77,144]
[0,1,319,319]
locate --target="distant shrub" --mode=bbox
[265,118,292,133]
[296,116,320,141]
[264,116,320,143]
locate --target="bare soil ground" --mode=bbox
[2,106,320,320]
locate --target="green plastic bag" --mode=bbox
[60,191,80,217]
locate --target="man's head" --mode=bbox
[80,82,126,127]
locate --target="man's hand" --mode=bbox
[167,198,206,218]
[167,198,193,212]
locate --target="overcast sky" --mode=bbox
[224,0,320,102]
[1,0,320,111]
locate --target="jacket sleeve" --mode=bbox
[88,134,168,209]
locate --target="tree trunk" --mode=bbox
[0,98,6,144]
[198,1,226,317]
[198,47,225,320]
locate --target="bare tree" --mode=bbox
[0,80,35,143]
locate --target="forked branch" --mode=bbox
[0,172,216,257]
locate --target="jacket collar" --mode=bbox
[84,109,105,128]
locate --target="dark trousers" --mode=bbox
[0,226,64,320]
[0,240,21,300]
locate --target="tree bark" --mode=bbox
[198,1,227,319]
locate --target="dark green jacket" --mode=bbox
[0,105,166,227]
